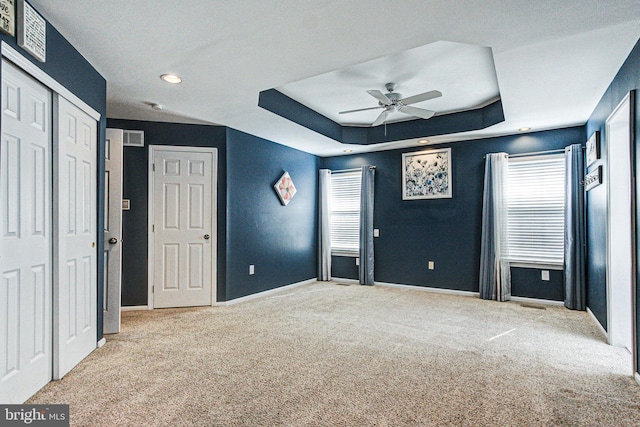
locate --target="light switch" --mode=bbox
[249,265,255,275]
[541,270,549,281]
[428,261,435,270]
[373,229,380,237]
[355,258,360,266]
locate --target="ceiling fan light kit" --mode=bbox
[339,82,442,127]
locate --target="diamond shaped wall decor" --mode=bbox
[274,171,297,206]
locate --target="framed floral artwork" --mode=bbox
[274,171,297,206]
[402,147,452,200]
[586,131,600,167]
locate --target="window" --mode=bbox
[330,171,361,256]
[507,154,565,266]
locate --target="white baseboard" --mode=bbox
[635,372,640,387]
[374,281,479,297]
[587,307,608,340]
[121,305,149,312]
[511,296,565,307]
[215,278,317,306]
[97,338,106,348]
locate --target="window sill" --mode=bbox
[331,251,359,258]
[509,262,563,271]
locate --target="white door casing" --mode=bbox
[53,95,98,379]
[606,92,634,354]
[0,60,52,404]
[149,146,217,308]
[103,128,123,334]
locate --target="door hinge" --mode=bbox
[152,285,154,293]
[152,224,155,232]
[152,163,155,171]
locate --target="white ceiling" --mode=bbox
[278,41,500,126]
[29,0,640,157]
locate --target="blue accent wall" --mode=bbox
[106,119,228,304]
[585,36,640,376]
[225,129,318,300]
[322,127,584,300]
[1,2,107,339]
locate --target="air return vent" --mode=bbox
[123,129,144,147]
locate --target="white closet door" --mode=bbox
[0,60,52,403]
[53,96,97,379]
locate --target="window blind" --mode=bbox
[330,171,361,256]
[507,154,565,266]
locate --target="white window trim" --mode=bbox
[329,170,361,257]
[506,153,565,267]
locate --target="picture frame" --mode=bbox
[585,165,602,191]
[402,147,452,200]
[586,131,600,167]
[273,171,297,206]
[0,0,15,37]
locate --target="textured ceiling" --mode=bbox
[29,0,640,156]
[277,41,500,126]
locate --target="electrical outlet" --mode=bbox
[428,261,435,270]
[355,258,360,266]
[373,229,380,237]
[541,270,549,281]
[249,265,255,275]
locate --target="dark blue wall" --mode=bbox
[225,129,318,300]
[322,127,584,300]
[585,36,640,376]
[106,119,228,304]
[1,2,107,338]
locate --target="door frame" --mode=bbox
[147,145,218,309]
[605,90,637,373]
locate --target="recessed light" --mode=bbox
[418,139,429,144]
[160,74,182,84]
[344,149,353,153]
[519,127,531,132]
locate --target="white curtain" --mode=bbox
[318,169,332,281]
[479,153,511,301]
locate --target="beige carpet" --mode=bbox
[29,281,640,426]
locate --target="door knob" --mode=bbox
[204,234,210,240]
[108,237,118,244]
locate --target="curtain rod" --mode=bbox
[331,166,376,174]
[509,148,568,158]
[483,147,579,160]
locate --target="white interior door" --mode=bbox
[53,96,98,379]
[151,146,216,308]
[606,93,634,353]
[103,128,123,334]
[0,60,52,403]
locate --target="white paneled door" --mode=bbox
[103,128,123,334]
[151,147,216,308]
[0,60,52,404]
[54,96,97,379]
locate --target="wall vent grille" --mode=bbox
[123,130,144,147]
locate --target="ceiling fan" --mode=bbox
[339,82,442,127]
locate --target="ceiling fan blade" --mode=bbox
[400,90,442,106]
[400,105,435,120]
[338,105,384,114]
[366,90,392,106]
[371,110,387,126]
